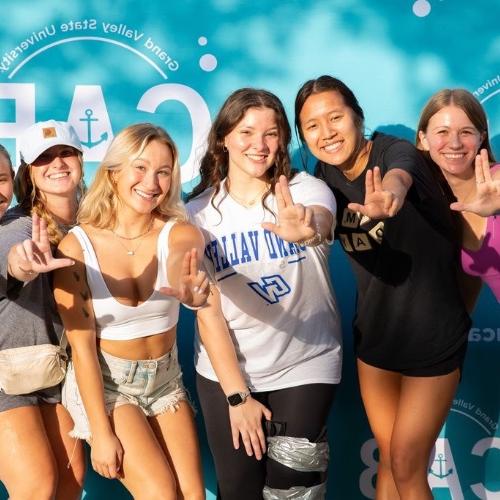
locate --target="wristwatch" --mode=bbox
[226,389,251,407]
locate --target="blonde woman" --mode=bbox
[53,123,206,499]
[0,121,85,499]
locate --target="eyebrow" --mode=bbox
[432,124,477,130]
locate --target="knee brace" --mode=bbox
[263,433,329,499]
[262,482,326,499]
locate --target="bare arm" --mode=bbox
[197,285,272,460]
[7,213,74,282]
[161,222,209,307]
[53,233,123,479]
[450,150,500,216]
[261,175,334,245]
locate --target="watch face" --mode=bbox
[227,393,244,406]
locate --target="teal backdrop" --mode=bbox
[0,0,498,498]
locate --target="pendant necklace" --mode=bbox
[112,218,154,256]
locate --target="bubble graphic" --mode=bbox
[200,54,217,72]
[413,0,431,17]
[198,36,208,46]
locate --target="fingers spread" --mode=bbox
[279,175,294,207]
[32,213,41,243]
[261,222,280,234]
[364,169,374,195]
[372,166,383,192]
[189,248,198,276]
[275,180,286,212]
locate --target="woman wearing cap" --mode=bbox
[0,120,85,499]
[53,123,206,498]
[0,145,14,219]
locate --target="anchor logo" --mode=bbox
[428,453,453,479]
[79,109,109,148]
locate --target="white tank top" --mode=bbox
[70,221,179,340]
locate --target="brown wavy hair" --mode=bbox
[14,153,84,245]
[187,88,293,215]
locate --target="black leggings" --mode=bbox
[197,374,337,500]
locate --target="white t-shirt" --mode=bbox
[187,172,342,391]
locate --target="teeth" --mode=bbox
[444,153,465,159]
[135,189,156,199]
[48,172,70,179]
[323,141,342,153]
[246,154,267,161]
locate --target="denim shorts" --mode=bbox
[62,343,188,440]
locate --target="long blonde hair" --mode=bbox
[14,154,84,245]
[78,123,186,228]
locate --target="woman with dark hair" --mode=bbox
[295,76,471,500]
[417,88,499,305]
[0,121,85,499]
[187,88,342,499]
[0,144,14,219]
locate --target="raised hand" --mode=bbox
[12,213,74,277]
[160,248,209,308]
[261,175,316,242]
[347,166,403,219]
[450,149,500,216]
[229,397,272,461]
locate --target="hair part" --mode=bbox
[78,123,186,229]
[187,88,293,217]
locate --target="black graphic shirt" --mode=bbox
[316,133,470,370]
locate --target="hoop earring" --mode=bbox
[222,145,228,153]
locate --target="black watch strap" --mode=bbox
[226,389,250,407]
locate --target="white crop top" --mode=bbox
[70,221,179,340]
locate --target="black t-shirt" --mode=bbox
[316,133,470,370]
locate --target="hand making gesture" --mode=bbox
[450,149,500,216]
[261,175,316,242]
[160,248,209,309]
[9,213,74,279]
[347,166,405,219]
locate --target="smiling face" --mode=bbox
[113,139,173,216]
[299,90,363,170]
[0,155,13,218]
[224,107,280,183]
[30,145,82,198]
[419,105,483,179]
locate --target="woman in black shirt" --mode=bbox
[295,75,470,500]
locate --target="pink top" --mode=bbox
[461,164,500,301]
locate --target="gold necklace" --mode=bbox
[112,218,154,256]
[228,186,268,208]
